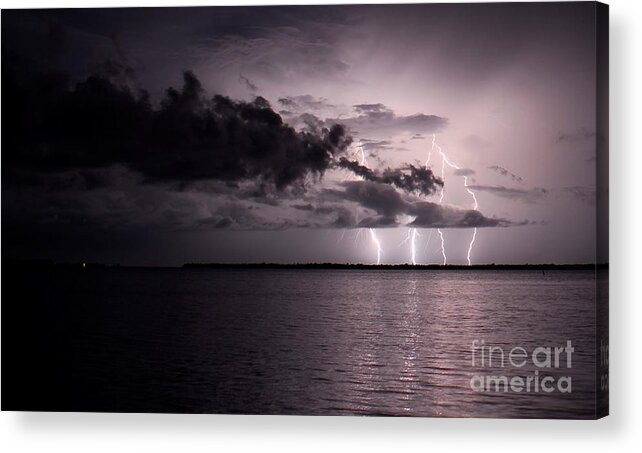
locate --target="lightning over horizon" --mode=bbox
[342,140,386,264]
[369,228,383,265]
[435,135,448,265]
[357,141,385,265]
[430,133,479,266]
[346,135,480,266]
[0,3,606,421]
[400,228,419,265]
[0,3,600,268]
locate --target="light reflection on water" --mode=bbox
[35,269,598,417]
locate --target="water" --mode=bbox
[2,268,599,418]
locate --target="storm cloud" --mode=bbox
[468,185,548,204]
[337,158,443,197]
[488,165,524,184]
[1,3,598,265]
[2,62,473,235]
[408,202,511,228]
[324,181,512,228]
[338,103,448,136]
[3,69,352,192]
[277,98,448,138]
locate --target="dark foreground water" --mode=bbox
[2,268,601,418]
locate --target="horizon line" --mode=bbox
[3,259,607,271]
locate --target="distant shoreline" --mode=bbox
[182,263,607,271]
[2,259,607,271]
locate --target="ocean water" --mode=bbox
[2,268,599,418]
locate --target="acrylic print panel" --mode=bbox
[1,2,608,418]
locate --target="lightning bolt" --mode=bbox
[433,135,448,265]
[437,229,447,265]
[400,228,419,265]
[369,228,383,265]
[466,227,477,266]
[410,228,418,265]
[431,133,479,266]
[359,142,368,168]
[356,141,384,265]
[425,149,432,167]
[423,229,434,253]
[463,171,478,266]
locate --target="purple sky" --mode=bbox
[1,3,604,265]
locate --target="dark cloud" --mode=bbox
[1,169,221,233]
[197,216,234,229]
[468,185,547,203]
[358,139,402,154]
[360,139,393,150]
[208,202,272,229]
[294,204,359,229]
[291,203,315,211]
[2,60,467,237]
[326,181,408,219]
[556,128,595,143]
[238,74,258,93]
[278,97,298,108]
[279,99,447,138]
[353,103,391,117]
[488,165,524,183]
[3,69,352,192]
[281,112,327,134]
[357,215,398,228]
[337,158,443,197]
[0,4,599,264]
[407,202,511,228]
[325,205,358,228]
[278,95,335,112]
[341,103,447,135]
[3,62,460,235]
[563,186,596,206]
[324,181,514,228]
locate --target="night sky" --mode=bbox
[1,3,603,265]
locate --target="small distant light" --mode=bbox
[82,262,86,268]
